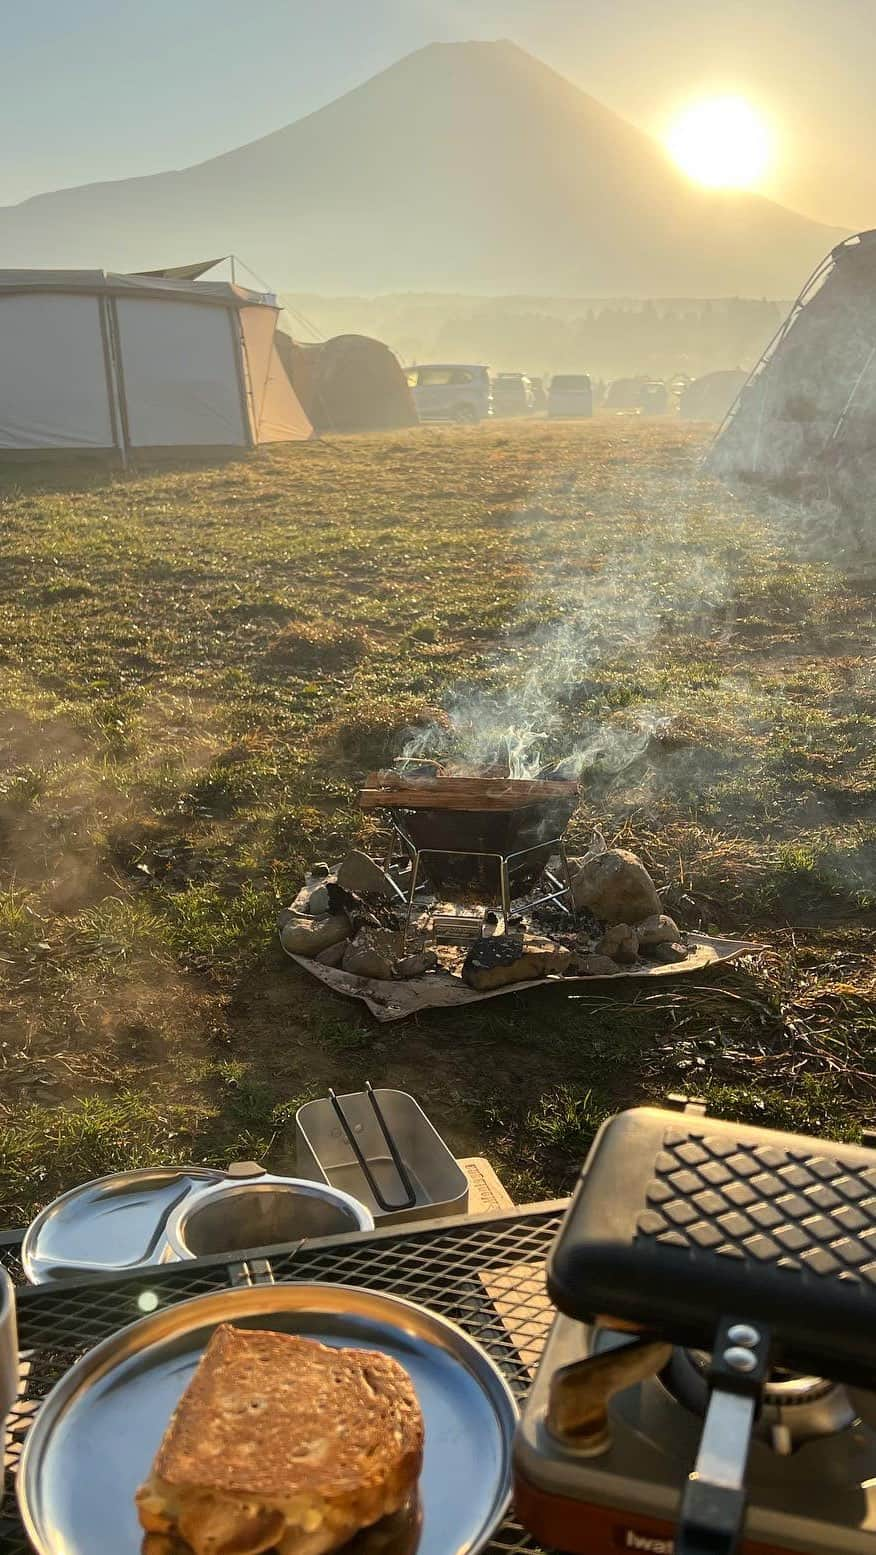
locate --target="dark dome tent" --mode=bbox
[605,377,649,412]
[276,332,417,434]
[709,230,876,509]
[680,370,748,422]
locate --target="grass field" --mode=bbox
[1,420,874,1224]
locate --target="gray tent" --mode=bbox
[709,230,876,507]
[680,370,747,422]
[0,267,311,458]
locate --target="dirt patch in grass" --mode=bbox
[265,620,371,672]
[0,421,873,1223]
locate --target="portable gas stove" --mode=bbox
[515,1102,876,1554]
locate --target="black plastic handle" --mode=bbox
[675,1479,746,1555]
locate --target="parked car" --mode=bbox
[639,380,669,415]
[491,372,534,417]
[528,375,548,414]
[547,373,593,418]
[406,364,492,423]
[605,377,646,412]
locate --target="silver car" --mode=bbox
[407,364,492,424]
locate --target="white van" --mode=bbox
[407,364,492,423]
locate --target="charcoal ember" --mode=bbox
[636,913,682,949]
[596,923,639,964]
[462,934,571,991]
[325,879,398,932]
[398,761,443,777]
[570,844,660,925]
[281,913,351,957]
[573,907,603,939]
[651,941,690,964]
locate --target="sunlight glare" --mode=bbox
[666,97,771,190]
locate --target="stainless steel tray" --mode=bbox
[296,1090,469,1226]
[21,1165,226,1283]
[18,1281,519,1555]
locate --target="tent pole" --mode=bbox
[107,297,132,468]
[98,295,126,466]
[230,307,256,448]
[829,342,876,446]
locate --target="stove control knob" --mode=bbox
[723,1344,758,1373]
[727,1323,761,1348]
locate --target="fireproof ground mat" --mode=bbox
[282,932,764,1022]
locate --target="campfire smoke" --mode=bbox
[399,543,722,780]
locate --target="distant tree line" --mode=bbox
[283,293,784,382]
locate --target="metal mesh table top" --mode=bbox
[1,1204,565,1555]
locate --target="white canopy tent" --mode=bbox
[0,269,312,457]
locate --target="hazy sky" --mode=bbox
[4,0,873,229]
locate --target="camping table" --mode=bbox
[0,1203,566,1555]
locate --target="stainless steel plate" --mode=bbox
[21,1166,226,1283]
[19,1282,518,1555]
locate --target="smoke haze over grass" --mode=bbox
[0,420,873,1220]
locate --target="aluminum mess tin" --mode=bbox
[18,1282,519,1555]
[21,1166,227,1283]
[296,1090,469,1225]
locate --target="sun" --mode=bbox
[665,96,771,190]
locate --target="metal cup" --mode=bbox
[0,1267,18,1506]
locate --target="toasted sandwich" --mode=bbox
[136,1324,424,1555]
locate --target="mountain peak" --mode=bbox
[0,42,844,294]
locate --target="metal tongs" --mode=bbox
[328,1081,418,1213]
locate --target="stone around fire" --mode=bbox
[570,847,661,925]
[280,913,351,957]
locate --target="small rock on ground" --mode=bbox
[596,923,639,964]
[342,942,395,980]
[395,949,439,979]
[636,913,681,948]
[570,847,661,925]
[314,939,350,967]
[336,850,396,900]
[280,913,351,957]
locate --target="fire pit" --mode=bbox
[359,771,580,902]
[280,781,764,1021]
